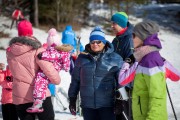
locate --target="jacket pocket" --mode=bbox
[138,96,143,115]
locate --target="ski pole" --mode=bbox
[166,83,177,120]
[55,94,67,111]
[122,111,129,120]
[58,87,68,100]
[10,19,15,29]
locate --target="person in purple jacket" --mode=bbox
[118,20,169,120]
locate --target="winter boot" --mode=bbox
[26,99,44,113]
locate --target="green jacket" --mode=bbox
[132,51,167,120]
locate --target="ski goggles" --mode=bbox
[90,40,102,44]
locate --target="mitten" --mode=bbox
[6,76,13,82]
[69,97,77,115]
[37,52,42,60]
[125,54,135,65]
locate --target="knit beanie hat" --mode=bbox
[47,28,60,47]
[18,20,33,36]
[89,26,107,44]
[111,12,128,28]
[133,20,159,41]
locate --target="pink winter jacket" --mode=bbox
[0,66,13,104]
[6,36,61,105]
[41,44,70,72]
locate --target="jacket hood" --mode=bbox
[8,37,42,55]
[65,25,72,31]
[143,33,162,49]
[85,41,114,55]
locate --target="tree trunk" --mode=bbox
[110,2,113,17]
[34,0,39,27]
[56,0,60,30]
[14,0,18,6]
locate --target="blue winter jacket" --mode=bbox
[61,25,84,53]
[68,42,124,108]
[112,22,134,60]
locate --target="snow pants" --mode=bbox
[33,70,50,100]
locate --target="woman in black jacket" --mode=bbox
[68,26,124,120]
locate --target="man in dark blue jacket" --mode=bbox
[111,12,134,120]
[68,26,124,120]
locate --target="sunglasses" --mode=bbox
[90,41,102,44]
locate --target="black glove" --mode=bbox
[6,76,13,82]
[115,90,122,100]
[114,98,124,115]
[37,52,42,60]
[69,97,77,115]
[125,54,135,64]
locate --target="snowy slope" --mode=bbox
[0,4,180,120]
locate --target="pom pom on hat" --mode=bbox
[47,28,60,47]
[133,20,159,41]
[18,20,33,36]
[89,26,107,44]
[111,12,128,28]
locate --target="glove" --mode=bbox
[114,99,123,115]
[114,87,129,115]
[6,76,13,82]
[69,97,77,115]
[115,90,123,100]
[125,54,135,65]
[37,52,42,60]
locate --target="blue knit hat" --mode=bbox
[111,12,128,28]
[89,26,107,44]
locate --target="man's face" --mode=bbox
[111,22,123,34]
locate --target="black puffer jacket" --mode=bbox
[68,42,124,108]
[112,22,134,60]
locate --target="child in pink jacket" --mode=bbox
[0,63,18,120]
[26,28,73,113]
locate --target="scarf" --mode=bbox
[116,27,128,36]
[134,46,160,62]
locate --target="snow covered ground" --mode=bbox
[0,3,180,120]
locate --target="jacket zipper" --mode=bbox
[91,55,97,108]
[138,96,143,114]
